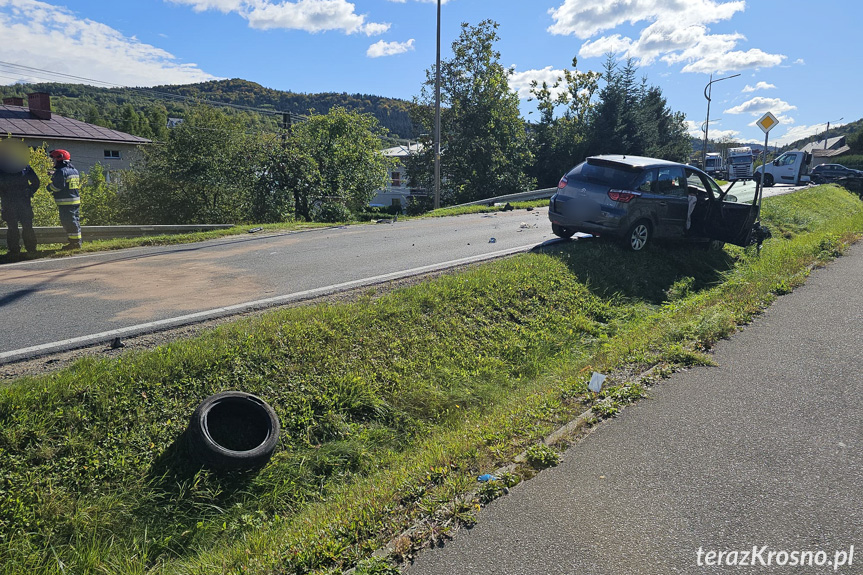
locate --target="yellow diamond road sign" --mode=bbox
[757,111,779,134]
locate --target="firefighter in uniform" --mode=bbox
[47,149,82,250]
[0,141,41,257]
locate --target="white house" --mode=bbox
[370,142,424,211]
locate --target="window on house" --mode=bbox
[392,171,401,187]
[104,150,121,159]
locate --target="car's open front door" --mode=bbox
[699,174,760,247]
[705,200,759,246]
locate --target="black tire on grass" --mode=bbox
[187,391,280,470]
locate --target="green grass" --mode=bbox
[0,185,861,574]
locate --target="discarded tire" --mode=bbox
[187,391,280,470]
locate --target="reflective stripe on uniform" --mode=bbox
[67,233,82,240]
[55,198,81,206]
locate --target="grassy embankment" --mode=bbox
[0,185,861,574]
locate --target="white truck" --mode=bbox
[725,146,754,179]
[703,152,725,178]
[755,151,812,187]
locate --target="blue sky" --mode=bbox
[0,0,858,146]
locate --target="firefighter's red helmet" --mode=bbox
[49,149,71,161]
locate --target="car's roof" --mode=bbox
[586,154,684,171]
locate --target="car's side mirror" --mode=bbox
[773,160,780,166]
[725,194,738,203]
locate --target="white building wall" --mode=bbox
[21,138,144,179]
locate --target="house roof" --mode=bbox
[813,145,851,158]
[797,136,846,154]
[0,104,151,145]
[381,142,423,158]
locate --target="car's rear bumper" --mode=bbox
[549,194,624,236]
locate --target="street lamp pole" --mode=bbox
[702,72,740,167]
[824,117,843,150]
[433,0,442,210]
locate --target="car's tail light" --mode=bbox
[608,190,641,203]
[558,176,568,189]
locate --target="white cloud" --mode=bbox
[554,0,784,74]
[0,0,218,87]
[725,96,796,116]
[769,124,823,147]
[509,66,567,99]
[742,81,776,93]
[794,58,805,65]
[578,34,634,59]
[685,119,739,140]
[549,0,745,39]
[367,38,415,58]
[678,48,785,74]
[168,0,390,35]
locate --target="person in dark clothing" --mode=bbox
[0,142,41,257]
[47,149,82,250]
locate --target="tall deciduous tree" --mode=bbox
[124,106,257,224]
[528,57,600,187]
[409,20,535,204]
[292,106,392,214]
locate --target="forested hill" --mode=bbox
[779,117,863,152]
[0,79,416,139]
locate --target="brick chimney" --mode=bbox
[2,97,25,106]
[27,92,52,120]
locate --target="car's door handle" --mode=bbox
[659,201,667,206]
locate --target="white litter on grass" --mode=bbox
[588,372,607,393]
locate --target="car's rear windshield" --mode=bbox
[567,160,639,189]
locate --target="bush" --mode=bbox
[311,201,353,223]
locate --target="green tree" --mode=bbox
[527,57,600,187]
[409,20,535,205]
[292,106,392,214]
[119,103,151,138]
[28,145,61,227]
[587,56,690,162]
[252,136,324,222]
[80,164,122,225]
[123,105,259,224]
[146,104,170,142]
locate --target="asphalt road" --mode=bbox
[0,208,553,361]
[408,244,863,575]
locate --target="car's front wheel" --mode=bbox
[551,223,576,239]
[624,220,652,251]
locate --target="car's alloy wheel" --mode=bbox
[627,221,651,251]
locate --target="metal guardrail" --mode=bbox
[448,187,557,209]
[0,224,235,246]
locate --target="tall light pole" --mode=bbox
[823,116,843,149]
[702,72,740,166]
[433,0,442,209]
